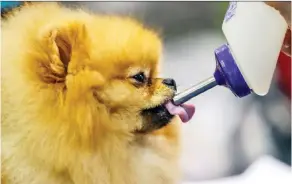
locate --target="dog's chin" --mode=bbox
[134,104,174,134]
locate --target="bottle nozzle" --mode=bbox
[172,77,217,106]
[173,44,252,106]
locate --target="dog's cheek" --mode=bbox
[97,82,135,107]
[65,70,105,103]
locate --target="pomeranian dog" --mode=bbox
[1,2,194,184]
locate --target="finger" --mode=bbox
[265,1,291,27]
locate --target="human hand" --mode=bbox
[265,2,291,26]
[265,2,291,56]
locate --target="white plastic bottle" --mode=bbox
[223,1,288,96]
[173,1,288,106]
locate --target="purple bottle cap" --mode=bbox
[213,44,252,97]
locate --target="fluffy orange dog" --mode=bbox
[2,2,194,184]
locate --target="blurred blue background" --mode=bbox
[63,2,291,182]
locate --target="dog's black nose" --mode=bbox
[162,78,177,91]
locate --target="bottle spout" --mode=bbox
[172,77,217,106]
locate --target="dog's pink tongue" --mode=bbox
[165,101,195,123]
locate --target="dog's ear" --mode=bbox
[38,22,90,83]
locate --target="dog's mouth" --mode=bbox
[164,101,195,123]
[136,100,195,133]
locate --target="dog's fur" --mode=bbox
[1,2,181,184]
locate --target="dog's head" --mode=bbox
[32,15,177,135]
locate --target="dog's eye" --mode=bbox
[131,72,146,83]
